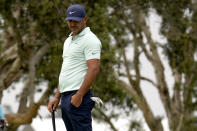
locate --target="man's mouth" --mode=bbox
[71,26,77,28]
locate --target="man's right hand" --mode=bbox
[48,97,60,113]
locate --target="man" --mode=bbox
[0,104,6,131]
[48,4,102,131]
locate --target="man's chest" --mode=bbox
[63,37,85,58]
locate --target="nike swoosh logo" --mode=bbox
[92,52,97,55]
[69,11,76,15]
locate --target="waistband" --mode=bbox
[61,89,92,96]
[61,90,78,96]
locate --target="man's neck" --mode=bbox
[72,26,86,39]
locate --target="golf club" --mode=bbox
[52,105,56,131]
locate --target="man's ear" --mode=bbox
[83,16,87,23]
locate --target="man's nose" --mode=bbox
[69,20,77,25]
[70,22,75,26]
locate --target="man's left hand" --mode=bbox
[71,93,83,107]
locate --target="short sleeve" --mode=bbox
[84,35,102,60]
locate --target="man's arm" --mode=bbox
[48,87,61,113]
[71,59,100,107]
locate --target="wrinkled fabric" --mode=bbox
[61,90,95,131]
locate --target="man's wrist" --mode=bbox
[54,89,61,99]
[76,89,89,97]
[54,94,61,99]
[76,91,83,97]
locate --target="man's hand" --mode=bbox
[71,93,83,107]
[0,119,6,128]
[48,97,60,113]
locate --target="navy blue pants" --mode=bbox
[61,90,95,131]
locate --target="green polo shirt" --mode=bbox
[59,27,102,93]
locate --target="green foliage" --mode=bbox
[149,0,197,129]
[151,0,197,73]
[2,0,197,130]
[0,31,2,52]
[82,0,136,122]
[129,120,144,131]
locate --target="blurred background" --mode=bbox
[0,0,197,131]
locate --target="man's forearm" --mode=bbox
[48,86,61,112]
[54,87,61,99]
[77,66,99,96]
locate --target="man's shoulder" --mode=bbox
[85,30,97,37]
[63,36,72,44]
[84,31,101,44]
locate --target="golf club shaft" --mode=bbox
[52,105,56,131]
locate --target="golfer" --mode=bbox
[0,104,6,131]
[48,4,102,131]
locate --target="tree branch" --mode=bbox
[175,114,184,131]
[0,44,18,61]
[132,7,173,122]
[6,80,54,125]
[0,57,23,95]
[113,5,164,131]
[118,79,164,131]
[18,44,50,111]
[172,68,182,114]
[121,48,136,87]
[119,73,157,87]
[95,107,118,131]
[28,44,50,106]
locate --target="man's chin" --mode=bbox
[72,30,79,34]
